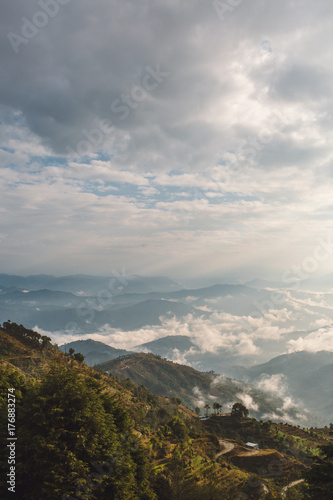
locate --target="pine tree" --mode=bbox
[16,363,140,499]
[304,444,333,499]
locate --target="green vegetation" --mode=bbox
[95,352,288,420]
[231,402,249,418]
[17,365,155,499]
[304,444,333,499]
[1,322,333,499]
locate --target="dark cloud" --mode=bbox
[2,0,331,167]
[2,0,333,276]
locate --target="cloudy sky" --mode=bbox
[2,0,333,281]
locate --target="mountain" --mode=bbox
[59,339,130,366]
[245,278,287,289]
[245,274,333,292]
[102,283,265,312]
[4,298,209,333]
[1,289,80,306]
[135,335,196,356]
[0,273,55,290]
[3,273,333,381]
[96,299,209,330]
[132,335,242,373]
[239,351,333,380]
[236,351,333,422]
[97,352,219,409]
[0,273,182,294]
[95,352,322,426]
[0,321,329,499]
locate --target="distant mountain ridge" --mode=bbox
[236,350,333,422]
[95,351,322,426]
[2,272,333,393]
[0,273,183,294]
[59,339,130,366]
[0,321,321,498]
[135,335,196,356]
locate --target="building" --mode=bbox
[246,442,259,449]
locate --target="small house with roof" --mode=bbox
[246,442,259,449]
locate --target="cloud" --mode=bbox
[255,373,313,425]
[212,374,249,389]
[287,327,333,353]
[3,0,333,279]
[40,302,301,361]
[256,374,289,399]
[169,348,195,366]
[235,393,259,412]
[192,386,207,409]
[309,317,333,329]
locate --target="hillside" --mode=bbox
[135,334,196,356]
[3,273,333,379]
[95,352,320,427]
[237,351,333,422]
[1,322,333,499]
[59,339,131,366]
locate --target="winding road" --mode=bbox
[215,439,305,498]
[281,479,304,498]
[215,439,235,458]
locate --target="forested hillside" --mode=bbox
[1,322,333,499]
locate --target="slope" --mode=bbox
[59,339,130,366]
[1,321,330,499]
[95,352,315,426]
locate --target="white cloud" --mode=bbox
[193,386,207,409]
[169,348,194,366]
[39,301,304,359]
[310,317,333,329]
[236,393,259,412]
[212,374,249,389]
[256,374,289,399]
[288,328,333,353]
[2,0,333,281]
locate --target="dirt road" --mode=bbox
[215,439,235,458]
[281,479,304,498]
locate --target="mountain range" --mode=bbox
[2,320,325,499]
[2,272,333,427]
[60,337,333,426]
[234,350,333,423]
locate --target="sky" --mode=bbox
[2,0,333,282]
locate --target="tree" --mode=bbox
[16,363,147,499]
[2,321,52,350]
[204,404,210,417]
[167,416,188,440]
[231,402,248,418]
[73,352,85,363]
[304,444,333,499]
[195,407,201,417]
[171,397,183,406]
[213,402,222,415]
[166,451,189,500]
